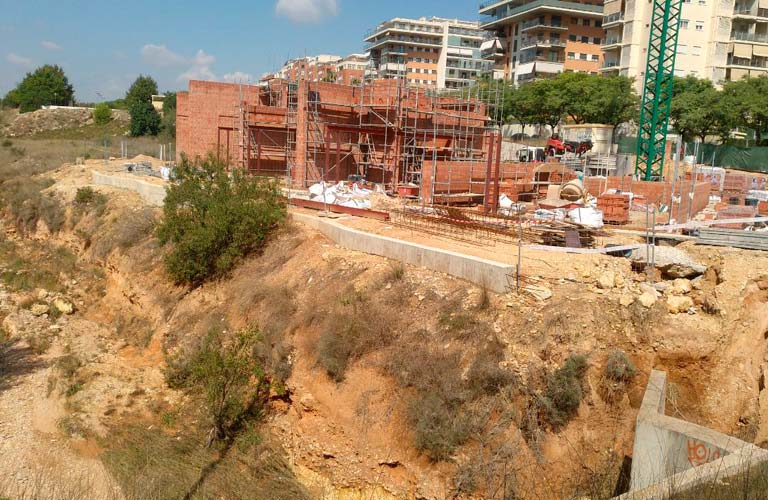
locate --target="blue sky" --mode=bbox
[0,0,478,102]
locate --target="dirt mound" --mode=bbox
[2,107,129,137]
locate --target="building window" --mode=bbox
[695,21,704,31]
[581,36,589,43]
[591,54,599,61]
[681,19,689,29]
[692,45,702,55]
[571,17,578,24]
[596,20,602,27]
[580,53,588,60]
[568,52,576,59]
[593,37,601,44]
[569,34,577,41]
[583,19,591,26]
[679,44,687,54]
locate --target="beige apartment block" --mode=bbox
[479,0,606,85]
[602,0,768,90]
[364,17,492,89]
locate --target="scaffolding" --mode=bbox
[218,77,506,208]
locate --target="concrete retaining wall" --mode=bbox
[293,213,515,293]
[92,171,166,206]
[90,171,516,292]
[618,370,768,499]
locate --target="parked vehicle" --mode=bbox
[546,134,594,158]
[517,146,546,163]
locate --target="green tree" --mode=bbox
[3,65,75,113]
[187,325,269,444]
[670,76,723,143]
[322,69,337,83]
[720,76,768,144]
[126,75,161,136]
[92,103,113,125]
[528,78,567,134]
[161,91,177,139]
[504,82,538,135]
[156,154,287,286]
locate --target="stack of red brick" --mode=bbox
[759,201,768,216]
[722,173,750,205]
[714,205,757,229]
[597,194,630,225]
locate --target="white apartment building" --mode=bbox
[603,0,768,91]
[364,17,493,88]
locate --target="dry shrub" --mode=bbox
[387,339,516,462]
[317,287,393,382]
[115,313,154,349]
[253,284,297,387]
[0,176,64,234]
[539,354,589,429]
[91,207,157,260]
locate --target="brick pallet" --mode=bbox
[597,194,630,225]
[714,206,757,229]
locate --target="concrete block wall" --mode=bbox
[293,212,515,293]
[92,171,166,206]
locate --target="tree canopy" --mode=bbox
[126,75,160,136]
[2,65,75,113]
[500,73,639,134]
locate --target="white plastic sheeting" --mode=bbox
[568,207,604,228]
[307,181,384,210]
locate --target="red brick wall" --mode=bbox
[176,80,261,163]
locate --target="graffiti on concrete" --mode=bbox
[686,438,722,467]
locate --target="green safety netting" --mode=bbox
[616,137,768,174]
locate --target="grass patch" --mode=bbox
[0,242,75,292]
[670,461,768,499]
[101,423,310,500]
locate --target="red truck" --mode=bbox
[546,134,594,158]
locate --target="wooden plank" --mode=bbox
[288,197,390,221]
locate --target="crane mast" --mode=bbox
[635,0,684,181]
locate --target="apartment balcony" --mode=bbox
[599,61,621,72]
[602,12,625,27]
[732,8,768,20]
[520,37,568,49]
[365,35,442,51]
[520,19,568,32]
[731,31,768,43]
[726,56,768,69]
[364,23,443,41]
[480,0,603,29]
[601,36,623,50]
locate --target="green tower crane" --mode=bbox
[635,0,684,181]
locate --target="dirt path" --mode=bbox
[0,339,121,499]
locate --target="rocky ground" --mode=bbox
[1,108,129,138]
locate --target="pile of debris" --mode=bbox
[307,181,385,210]
[2,107,129,137]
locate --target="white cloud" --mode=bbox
[141,44,187,67]
[41,40,61,50]
[192,49,215,67]
[223,71,254,83]
[275,0,338,23]
[6,53,33,69]
[178,65,216,82]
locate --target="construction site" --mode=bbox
[176,77,768,251]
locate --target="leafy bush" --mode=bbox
[92,103,112,125]
[605,350,637,383]
[156,154,286,286]
[185,326,269,444]
[74,186,106,207]
[541,354,589,429]
[408,392,474,462]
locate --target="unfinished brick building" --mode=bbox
[176,79,507,204]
